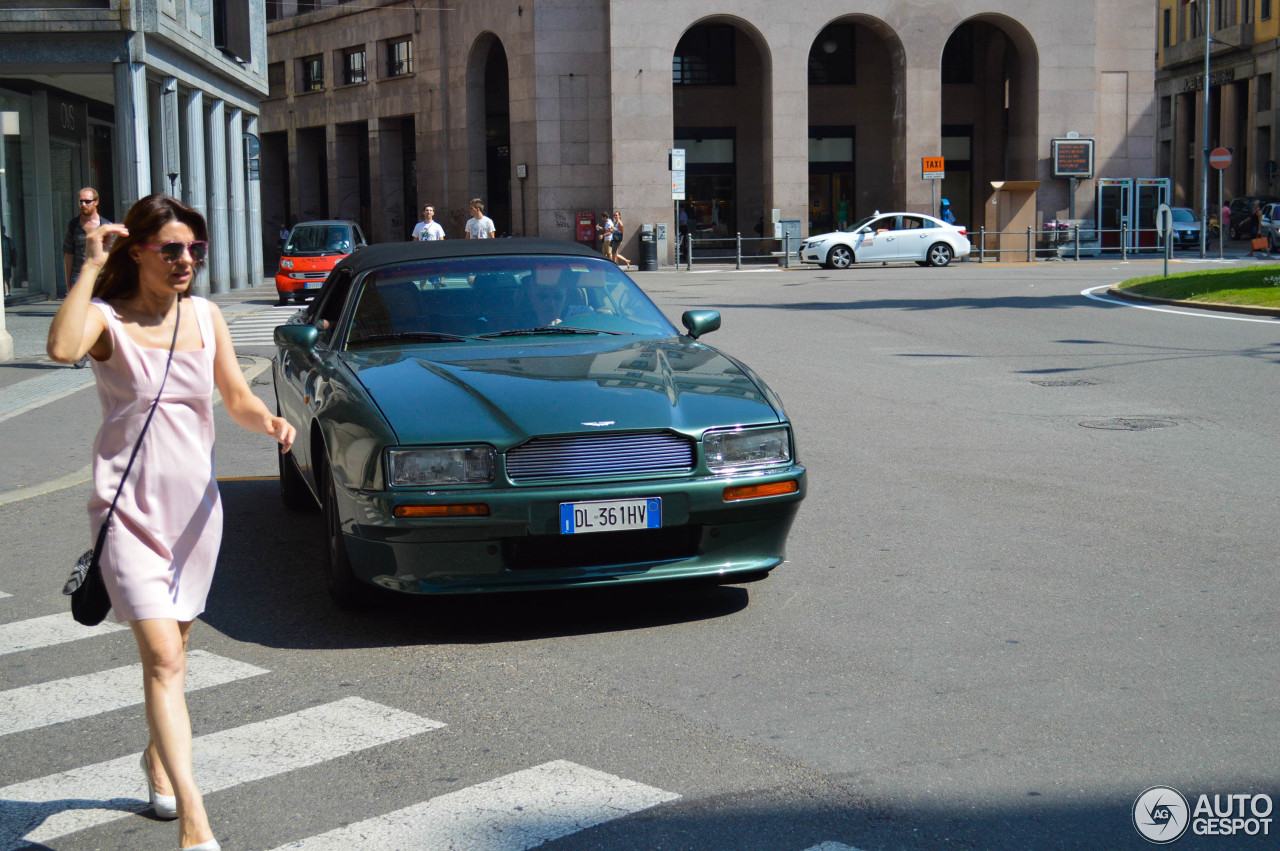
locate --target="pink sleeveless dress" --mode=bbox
[88,296,222,623]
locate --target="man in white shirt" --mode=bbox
[465,198,496,239]
[413,204,445,241]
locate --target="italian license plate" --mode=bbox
[304,280,324,290]
[560,497,661,534]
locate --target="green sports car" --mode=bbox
[273,238,805,606]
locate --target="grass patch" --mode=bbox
[1115,264,1280,308]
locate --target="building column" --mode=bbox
[245,113,264,287]
[206,99,229,294]
[161,77,181,197]
[113,60,150,215]
[183,90,208,296]
[227,108,247,290]
[326,123,339,220]
[902,64,942,215]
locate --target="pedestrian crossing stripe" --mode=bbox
[0,591,10,599]
[0,611,127,657]
[264,759,679,851]
[0,650,268,737]
[227,305,305,347]
[0,696,444,849]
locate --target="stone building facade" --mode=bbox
[1155,0,1280,212]
[263,0,1154,264]
[0,0,268,303]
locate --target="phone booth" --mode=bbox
[575,211,596,244]
[1134,178,1170,250]
[1096,178,1133,249]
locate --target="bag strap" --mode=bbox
[93,298,183,551]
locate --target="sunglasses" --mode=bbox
[139,241,208,263]
[78,199,96,205]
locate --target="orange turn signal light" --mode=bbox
[722,480,799,502]
[393,503,490,518]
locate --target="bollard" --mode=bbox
[687,233,693,271]
[1074,224,1080,261]
[736,232,742,270]
[978,226,985,263]
[783,232,790,269]
[1027,226,1033,262]
[1121,224,1127,261]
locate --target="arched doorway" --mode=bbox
[672,19,769,246]
[939,17,1038,229]
[467,35,512,235]
[806,17,904,233]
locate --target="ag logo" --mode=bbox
[1134,786,1190,843]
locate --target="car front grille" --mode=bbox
[505,431,695,482]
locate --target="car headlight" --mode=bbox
[280,258,294,269]
[704,426,792,472]
[388,446,495,487]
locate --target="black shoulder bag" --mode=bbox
[63,299,182,626]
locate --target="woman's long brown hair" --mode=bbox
[91,194,208,301]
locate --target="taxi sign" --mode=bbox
[922,156,945,180]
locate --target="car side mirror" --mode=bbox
[275,323,319,353]
[681,309,721,339]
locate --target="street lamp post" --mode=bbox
[1201,0,1213,259]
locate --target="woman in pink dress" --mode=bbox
[47,195,295,851]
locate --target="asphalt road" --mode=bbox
[1,253,1276,850]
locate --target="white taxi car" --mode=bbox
[799,212,971,269]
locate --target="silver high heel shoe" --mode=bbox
[180,841,220,851]
[139,751,179,819]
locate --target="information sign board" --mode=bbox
[1052,138,1094,178]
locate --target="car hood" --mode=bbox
[341,336,783,446]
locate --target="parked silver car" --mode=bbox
[1168,206,1202,249]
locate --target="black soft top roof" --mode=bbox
[332,237,602,277]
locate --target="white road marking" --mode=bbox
[0,591,10,599]
[228,305,305,347]
[1083,285,1280,323]
[266,759,679,851]
[0,611,127,657]
[0,650,268,737]
[0,697,444,849]
[802,843,867,851]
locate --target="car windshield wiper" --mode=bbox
[474,325,624,338]
[351,332,476,344]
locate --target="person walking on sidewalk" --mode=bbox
[63,188,113,366]
[465,198,496,239]
[611,210,633,269]
[46,194,296,851]
[413,204,445,241]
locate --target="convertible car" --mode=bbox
[273,239,805,606]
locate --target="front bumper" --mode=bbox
[336,466,807,593]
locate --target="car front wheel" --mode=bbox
[927,242,954,267]
[825,245,854,269]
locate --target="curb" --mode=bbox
[1106,285,1280,317]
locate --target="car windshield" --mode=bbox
[342,255,678,348]
[1171,209,1197,222]
[845,215,877,233]
[285,225,352,256]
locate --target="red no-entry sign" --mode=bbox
[1209,147,1232,170]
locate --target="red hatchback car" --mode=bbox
[275,220,367,304]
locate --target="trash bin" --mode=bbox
[639,223,658,271]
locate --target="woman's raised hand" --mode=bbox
[85,223,129,267]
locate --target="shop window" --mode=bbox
[300,55,324,92]
[342,47,366,85]
[267,62,285,98]
[808,25,855,85]
[673,25,735,86]
[386,38,412,77]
